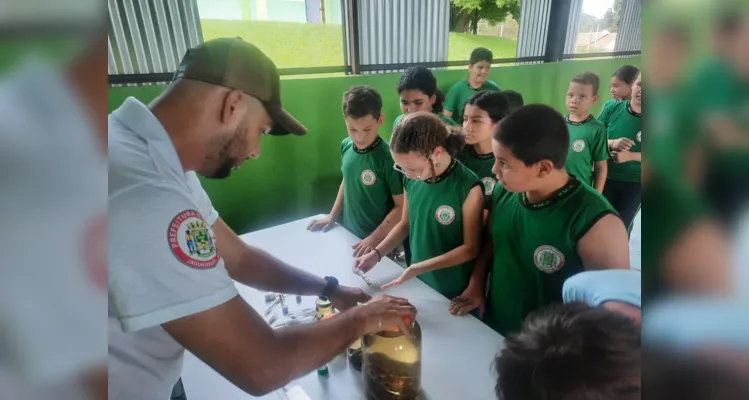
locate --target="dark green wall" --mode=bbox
[108,57,640,233]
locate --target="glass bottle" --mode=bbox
[348,337,363,372]
[315,296,334,320]
[362,317,422,400]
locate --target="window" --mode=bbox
[565,0,641,58]
[447,0,523,61]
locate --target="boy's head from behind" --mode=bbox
[491,104,569,193]
[469,47,493,86]
[343,85,384,146]
[566,72,600,116]
[463,91,511,146]
[501,90,524,111]
[495,302,641,400]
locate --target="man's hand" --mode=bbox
[611,138,635,151]
[354,250,380,273]
[307,216,337,232]
[360,295,417,336]
[611,150,633,163]
[381,264,423,290]
[330,285,371,311]
[449,284,485,318]
[352,235,380,258]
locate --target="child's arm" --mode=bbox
[450,210,493,317]
[577,213,630,271]
[352,194,404,257]
[593,161,608,193]
[355,193,411,273]
[382,186,483,288]
[612,150,641,163]
[442,84,459,118]
[307,181,344,232]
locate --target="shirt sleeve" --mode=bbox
[598,100,613,127]
[444,82,460,113]
[185,171,220,226]
[592,124,609,162]
[109,183,238,332]
[382,155,404,196]
[562,270,641,308]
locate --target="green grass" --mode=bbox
[201,20,517,69]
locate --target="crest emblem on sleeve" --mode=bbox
[481,177,496,195]
[168,210,220,269]
[636,131,642,142]
[361,169,376,186]
[533,245,565,273]
[572,139,586,152]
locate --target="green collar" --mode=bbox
[520,175,581,210]
[428,159,458,184]
[353,136,383,154]
[565,114,594,126]
[626,101,642,117]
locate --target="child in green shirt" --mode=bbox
[609,65,640,102]
[444,47,502,124]
[564,72,608,192]
[308,86,404,257]
[393,66,458,127]
[451,105,629,335]
[355,112,484,300]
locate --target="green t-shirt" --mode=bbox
[599,100,642,183]
[341,136,404,239]
[444,79,502,124]
[485,176,616,335]
[456,146,497,208]
[564,114,608,185]
[404,159,481,298]
[393,112,458,128]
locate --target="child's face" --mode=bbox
[631,73,642,108]
[609,76,632,101]
[399,90,435,114]
[566,82,598,115]
[491,138,542,193]
[462,104,496,145]
[344,114,383,146]
[469,61,491,85]
[392,150,435,181]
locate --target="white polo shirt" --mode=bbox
[108,98,238,399]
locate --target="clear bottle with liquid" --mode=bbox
[315,297,335,376]
[362,317,422,400]
[348,337,363,372]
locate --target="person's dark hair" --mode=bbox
[342,85,383,120]
[501,90,524,111]
[571,71,601,96]
[715,13,742,37]
[493,104,569,169]
[470,47,493,65]
[464,91,511,123]
[612,65,640,85]
[391,112,465,159]
[397,66,444,113]
[495,302,641,400]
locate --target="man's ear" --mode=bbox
[220,90,246,124]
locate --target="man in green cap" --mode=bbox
[108,38,416,399]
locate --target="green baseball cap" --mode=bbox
[173,37,307,136]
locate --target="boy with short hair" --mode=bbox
[449,105,629,334]
[500,90,524,112]
[444,47,501,124]
[494,302,641,400]
[308,86,404,257]
[564,72,608,192]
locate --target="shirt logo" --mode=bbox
[361,169,376,186]
[636,131,642,142]
[533,245,565,273]
[481,177,496,195]
[168,210,220,269]
[435,205,456,225]
[572,139,586,152]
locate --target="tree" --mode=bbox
[577,12,602,33]
[450,0,521,34]
[602,0,624,33]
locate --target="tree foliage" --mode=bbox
[602,0,624,33]
[450,0,521,34]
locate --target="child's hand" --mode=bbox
[611,150,632,163]
[611,138,635,151]
[352,235,380,257]
[381,265,422,290]
[354,250,380,273]
[307,216,337,232]
[449,284,485,318]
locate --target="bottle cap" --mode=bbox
[385,315,414,332]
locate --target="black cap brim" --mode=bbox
[266,104,307,136]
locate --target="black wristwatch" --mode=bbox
[321,276,339,298]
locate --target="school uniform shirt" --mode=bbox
[456,146,497,208]
[108,97,239,400]
[393,112,459,128]
[405,159,481,298]
[599,100,642,183]
[341,136,403,239]
[485,176,616,335]
[444,79,501,124]
[0,58,106,399]
[564,114,608,185]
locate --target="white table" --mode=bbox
[182,215,504,400]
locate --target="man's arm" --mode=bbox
[163,295,414,397]
[593,160,608,193]
[577,213,630,270]
[308,181,344,232]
